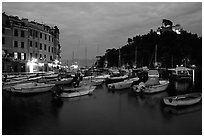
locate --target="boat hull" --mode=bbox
[10,83,55,94]
[163,93,202,106]
[108,80,133,90]
[133,80,169,93]
[58,86,96,98]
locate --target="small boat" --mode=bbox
[43,73,59,79]
[10,82,55,94]
[107,79,134,90]
[132,70,169,93]
[3,81,32,91]
[47,78,73,85]
[95,74,110,79]
[57,85,96,98]
[132,80,169,93]
[163,93,202,106]
[106,75,128,84]
[28,76,43,81]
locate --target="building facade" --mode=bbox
[2,12,61,73]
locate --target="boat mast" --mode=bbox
[85,47,87,67]
[155,44,157,65]
[72,51,75,64]
[135,46,137,67]
[118,47,121,67]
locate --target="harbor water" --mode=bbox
[2,71,202,135]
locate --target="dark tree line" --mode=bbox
[97,29,201,68]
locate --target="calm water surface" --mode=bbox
[2,73,202,135]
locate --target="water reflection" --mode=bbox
[173,79,192,92]
[2,91,62,135]
[162,103,202,115]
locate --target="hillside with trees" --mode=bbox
[97,19,202,69]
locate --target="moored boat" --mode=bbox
[107,79,134,90]
[169,67,192,80]
[10,82,55,94]
[47,78,73,85]
[132,70,169,93]
[163,92,202,106]
[132,80,169,93]
[56,85,96,98]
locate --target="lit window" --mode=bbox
[21,53,24,60]
[14,52,18,59]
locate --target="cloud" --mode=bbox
[2,2,202,61]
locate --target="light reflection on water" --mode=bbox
[2,78,202,135]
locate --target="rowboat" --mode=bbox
[95,74,110,79]
[47,78,73,85]
[3,81,33,91]
[107,79,134,90]
[132,80,169,93]
[57,85,96,98]
[43,73,59,79]
[106,75,128,84]
[10,82,55,94]
[163,92,202,106]
[3,79,29,91]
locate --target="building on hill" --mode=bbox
[157,19,182,35]
[2,12,61,73]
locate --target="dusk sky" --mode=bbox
[2,2,202,61]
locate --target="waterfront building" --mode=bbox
[2,12,61,73]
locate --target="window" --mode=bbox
[44,44,47,51]
[44,54,46,59]
[30,29,32,36]
[30,41,32,47]
[35,53,38,58]
[21,31,25,37]
[14,41,18,48]
[21,42,24,48]
[40,43,42,50]
[52,38,54,42]
[40,33,42,38]
[35,42,38,48]
[50,56,52,61]
[48,46,50,52]
[30,53,32,59]
[49,36,50,41]
[18,52,21,60]
[40,54,42,58]
[14,52,18,59]
[51,47,53,53]
[14,29,18,36]
[2,37,5,44]
[45,34,47,40]
[21,53,25,60]
[36,31,38,37]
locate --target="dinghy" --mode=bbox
[57,85,96,98]
[107,79,134,90]
[163,92,202,106]
[10,82,55,94]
